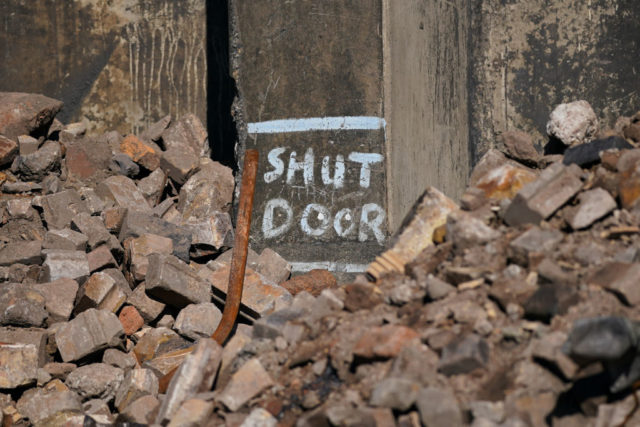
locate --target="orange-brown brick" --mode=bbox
[280,269,336,297]
[119,306,145,335]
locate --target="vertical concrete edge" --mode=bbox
[382,0,394,234]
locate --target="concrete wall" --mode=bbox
[469,0,640,163]
[0,0,209,135]
[383,0,471,231]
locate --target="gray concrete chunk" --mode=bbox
[71,212,111,250]
[174,302,222,340]
[55,308,125,362]
[146,253,211,307]
[0,283,47,327]
[127,283,166,323]
[155,338,222,423]
[97,175,151,212]
[217,358,274,412]
[17,387,82,425]
[0,327,47,367]
[65,363,124,401]
[567,187,617,229]
[41,250,90,283]
[114,368,159,411]
[504,163,583,226]
[31,278,79,323]
[40,190,90,229]
[42,228,88,251]
[0,240,42,266]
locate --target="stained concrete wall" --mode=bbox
[383,0,471,231]
[469,0,640,163]
[0,0,209,135]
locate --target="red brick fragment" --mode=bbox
[119,306,145,335]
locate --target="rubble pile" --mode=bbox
[3,93,640,427]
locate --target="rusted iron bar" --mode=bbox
[158,149,259,393]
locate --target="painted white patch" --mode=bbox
[359,203,386,244]
[321,155,345,189]
[334,208,356,237]
[300,204,331,237]
[348,152,384,188]
[248,116,386,134]
[264,147,286,183]
[286,148,314,186]
[290,262,369,273]
[262,198,293,239]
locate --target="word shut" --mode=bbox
[260,147,386,243]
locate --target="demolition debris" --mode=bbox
[3,93,640,426]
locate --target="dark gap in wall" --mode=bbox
[207,0,238,171]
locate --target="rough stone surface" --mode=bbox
[55,308,124,362]
[13,141,61,180]
[127,283,166,323]
[0,343,38,389]
[97,175,151,212]
[566,188,616,229]
[75,271,126,314]
[0,283,47,327]
[71,212,111,250]
[353,325,419,359]
[174,302,223,340]
[39,190,89,230]
[145,253,211,307]
[119,305,145,335]
[416,387,463,427]
[546,100,598,146]
[16,387,82,426]
[369,377,421,411]
[437,334,490,376]
[256,248,292,284]
[127,233,174,282]
[43,228,88,251]
[0,92,63,139]
[119,210,191,261]
[119,394,160,424]
[218,358,274,412]
[0,240,42,267]
[114,368,158,411]
[65,363,124,401]
[155,338,222,423]
[41,250,90,284]
[31,278,78,323]
[0,135,18,166]
[167,398,215,427]
[178,158,234,217]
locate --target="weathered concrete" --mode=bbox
[383,0,471,230]
[0,0,208,135]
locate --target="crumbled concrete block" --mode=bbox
[31,278,79,323]
[43,362,76,380]
[97,175,151,212]
[497,130,540,166]
[6,198,35,220]
[13,141,61,180]
[183,212,234,257]
[0,327,47,367]
[75,272,127,314]
[161,113,209,157]
[102,348,138,371]
[41,250,90,284]
[0,283,47,327]
[102,206,127,233]
[119,394,160,425]
[15,134,39,154]
[369,377,420,411]
[0,240,42,266]
[155,338,222,423]
[146,253,211,307]
[114,368,159,411]
[119,306,144,335]
[16,387,82,426]
[252,307,306,340]
[256,248,292,284]
[174,302,222,340]
[83,399,115,425]
[65,363,124,401]
[0,135,18,166]
[127,233,174,282]
[437,334,490,376]
[508,226,563,266]
[281,269,336,297]
[160,147,199,185]
[217,358,274,412]
[203,266,292,318]
[141,115,171,142]
[446,210,501,250]
[167,398,214,427]
[546,100,598,146]
[119,210,191,262]
[43,228,88,251]
[40,190,90,230]
[112,152,140,177]
[137,168,166,205]
[127,283,166,323]
[87,245,118,272]
[0,343,38,388]
[55,308,125,362]
[416,387,463,427]
[178,159,234,217]
[69,212,109,250]
[589,262,640,306]
[504,163,583,226]
[566,188,617,229]
[78,187,106,215]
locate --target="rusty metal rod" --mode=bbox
[158,149,259,393]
